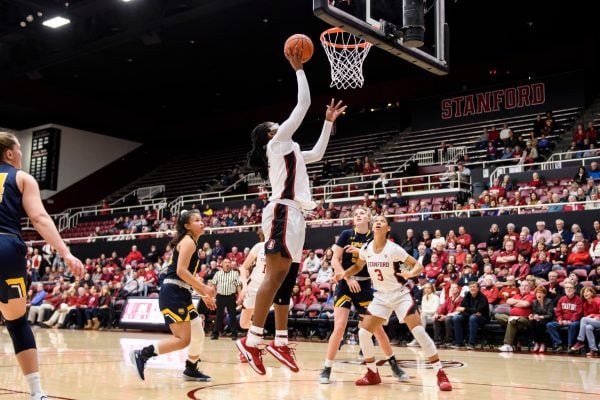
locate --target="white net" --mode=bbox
[320,28,372,90]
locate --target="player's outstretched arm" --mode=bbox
[272,46,310,143]
[303,99,347,164]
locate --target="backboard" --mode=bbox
[313,0,449,75]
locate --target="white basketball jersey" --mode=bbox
[359,240,410,292]
[247,242,266,290]
[267,141,316,210]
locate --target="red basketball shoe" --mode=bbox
[238,352,248,363]
[437,369,453,391]
[235,337,266,375]
[265,341,299,373]
[355,368,381,386]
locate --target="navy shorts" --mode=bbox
[158,283,199,325]
[333,279,374,315]
[0,235,28,303]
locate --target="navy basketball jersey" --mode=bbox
[164,235,200,280]
[335,228,372,278]
[0,163,24,237]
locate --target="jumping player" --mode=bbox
[131,209,217,382]
[237,45,346,375]
[319,206,409,383]
[0,131,84,400]
[335,216,452,391]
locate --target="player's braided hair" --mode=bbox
[247,122,272,180]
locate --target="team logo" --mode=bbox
[178,308,185,315]
[266,239,276,250]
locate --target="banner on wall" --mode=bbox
[411,70,585,130]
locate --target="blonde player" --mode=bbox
[335,216,452,391]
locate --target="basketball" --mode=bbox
[284,33,314,63]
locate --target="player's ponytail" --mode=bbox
[247,122,272,180]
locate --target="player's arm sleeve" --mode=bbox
[302,120,334,164]
[334,230,350,248]
[272,70,310,143]
[392,245,409,263]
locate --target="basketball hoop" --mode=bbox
[320,27,372,90]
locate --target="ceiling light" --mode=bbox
[42,16,70,29]
[121,0,135,2]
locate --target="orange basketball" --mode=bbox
[284,34,314,63]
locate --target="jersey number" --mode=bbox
[0,173,7,203]
[374,269,384,281]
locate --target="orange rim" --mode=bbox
[320,27,372,49]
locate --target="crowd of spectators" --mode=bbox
[19,214,600,355]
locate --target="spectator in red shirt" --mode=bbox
[225,246,244,265]
[495,281,535,352]
[496,276,519,304]
[510,254,530,283]
[456,226,472,248]
[489,178,506,199]
[515,232,533,261]
[570,287,600,356]
[432,283,463,346]
[586,121,598,144]
[424,253,443,281]
[124,245,144,266]
[566,241,593,274]
[495,241,518,270]
[546,281,584,351]
[298,287,318,307]
[480,276,499,308]
[527,172,544,188]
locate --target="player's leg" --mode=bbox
[0,296,46,399]
[404,309,452,391]
[184,313,211,382]
[320,304,350,383]
[266,262,300,372]
[373,324,410,381]
[355,314,386,386]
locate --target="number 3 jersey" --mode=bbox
[359,240,410,292]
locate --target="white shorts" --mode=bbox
[261,202,306,263]
[367,289,415,323]
[242,287,258,309]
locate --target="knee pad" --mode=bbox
[358,327,376,359]
[188,317,205,357]
[274,262,299,305]
[6,314,36,354]
[411,325,437,358]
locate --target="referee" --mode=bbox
[209,259,242,340]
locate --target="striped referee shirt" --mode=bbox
[209,269,241,296]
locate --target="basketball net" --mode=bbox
[320,27,372,90]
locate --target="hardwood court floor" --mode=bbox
[1,327,599,399]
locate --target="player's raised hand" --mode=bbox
[325,98,347,122]
[285,44,304,71]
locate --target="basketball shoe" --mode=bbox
[355,368,381,386]
[183,360,212,382]
[239,352,248,363]
[319,366,332,384]
[30,393,48,400]
[235,337,266,375]
[265,341,299,372]
[437,369,452,391]
[130,345,157,381]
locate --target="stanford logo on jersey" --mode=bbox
[266,240,276,250]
